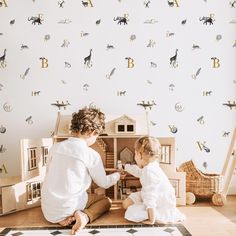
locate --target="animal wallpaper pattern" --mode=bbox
[0,0,236,189]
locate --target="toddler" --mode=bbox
[122,136,185,224]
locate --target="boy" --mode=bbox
[41,106,121,235]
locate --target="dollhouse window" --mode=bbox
[28,147,37,170]
[117,125,125,132]
[41,146,49,166]
[27,181,41,202]
[127,124,134,132]
[116,124,135,133]
[160,145,171,164]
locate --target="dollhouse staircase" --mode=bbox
[97,137,115,168]
[106,152,115,168]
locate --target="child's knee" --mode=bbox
[103,197,112,210]
[122,198,133,210]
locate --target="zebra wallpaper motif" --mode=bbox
[0,0,236,189]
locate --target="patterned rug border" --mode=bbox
[0,224,192,236]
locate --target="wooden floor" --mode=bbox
[0,196,236,236]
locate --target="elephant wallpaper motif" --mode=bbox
[0,0,236,189]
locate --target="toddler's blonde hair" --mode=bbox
[135,136,161,160]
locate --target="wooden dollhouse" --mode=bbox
[53,113,186,205]
[0,138,52,216]
[0,112,186,216]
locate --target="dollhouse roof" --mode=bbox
[53,113,149,137]
[0,176,21,187]
[113,115,135,124]
[104,114,149,136]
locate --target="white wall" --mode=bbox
[0,0,236,189]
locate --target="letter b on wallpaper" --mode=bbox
[39,57,49,68]
[125,57,135,68]
[211,57,220,68]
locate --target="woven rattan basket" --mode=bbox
[178,160,224,205]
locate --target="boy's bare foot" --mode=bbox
[59,216,75,226]
[71,210,89,235]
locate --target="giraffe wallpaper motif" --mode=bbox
[0,0,236,190]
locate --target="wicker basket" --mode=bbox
[178,160,224,198]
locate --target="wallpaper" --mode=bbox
[0,0,236,189]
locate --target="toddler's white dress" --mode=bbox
[124,161,185,223]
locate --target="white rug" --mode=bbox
[0,224,191,236]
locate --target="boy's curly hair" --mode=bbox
[70,106,105,135]
[135,136,161,160]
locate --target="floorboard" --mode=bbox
[0,196,236,235]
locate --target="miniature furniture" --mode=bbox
[0,138,52,216]
[53,113,186,205]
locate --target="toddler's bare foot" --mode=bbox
[71,210,89,235]
[59,216,75,226]
[155,219,167,224]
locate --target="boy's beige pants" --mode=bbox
[83,194,111,222]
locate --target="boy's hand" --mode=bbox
[117,170,127,180]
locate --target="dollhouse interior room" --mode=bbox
[0,1,236,236]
